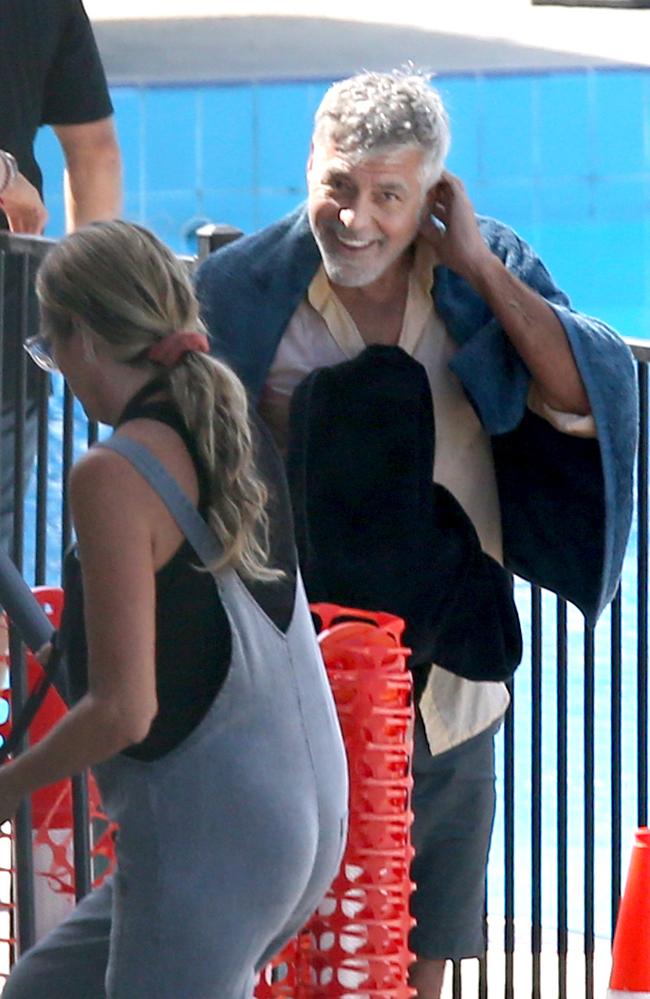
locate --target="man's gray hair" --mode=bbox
[313,69,450,188]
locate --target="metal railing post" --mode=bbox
[196,223,243,259]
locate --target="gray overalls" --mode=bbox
[4,437,349,999]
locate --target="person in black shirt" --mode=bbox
[1,0,122,550]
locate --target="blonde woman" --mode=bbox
[1,220,348,999]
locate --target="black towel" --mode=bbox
[286,344,522,683]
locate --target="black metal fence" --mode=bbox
[0,229,647,997]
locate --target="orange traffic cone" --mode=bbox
[608,827,650,997]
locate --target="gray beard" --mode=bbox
[313,232,388,289]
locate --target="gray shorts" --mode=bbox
[409,713,499,961]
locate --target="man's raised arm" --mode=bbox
[54,116,122,232]
[423,170,590,415]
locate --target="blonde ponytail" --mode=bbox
[168,350,279,580]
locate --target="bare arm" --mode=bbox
[53,116,122,231]
[0,171,48,234]
[421,171,590,415]
[0,449,158,821]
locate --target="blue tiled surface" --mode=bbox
[593,70,649,177]
[592,176,650,222]
[256,83,317,191]
[143,189,204,252]
[534,178,593,226]
[480,76,537,182]
[475,179,539,234]
[34,127,66,234]
[32,67,650,336]
[144,88,200,192]
[535,73,592,180]
[200,189,256,237]
[199,87,256,190]
[255,191,303,230]
[110,88,144,212]
[438,76,482,182]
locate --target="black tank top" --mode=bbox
[59,381,298,761]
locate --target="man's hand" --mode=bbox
[419,171,490,282]
[0,172,48,234]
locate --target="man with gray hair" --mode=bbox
[196,70,636,997]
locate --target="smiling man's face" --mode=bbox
[307,134,429,291]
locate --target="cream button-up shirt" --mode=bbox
[258,239,595,755]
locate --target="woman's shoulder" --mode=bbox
[73,421,199,507]
[70,424,201,574]
[69,443,131,502]
[68,441,156,542]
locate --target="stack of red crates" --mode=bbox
[256,604,416,999]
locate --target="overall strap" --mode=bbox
[97,436,223,570]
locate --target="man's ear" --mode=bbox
[306,142,314,179]
[424,177,446,223]
[419,186,436,224]
[425,182,439,213]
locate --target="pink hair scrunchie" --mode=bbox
[147,330,210,368]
